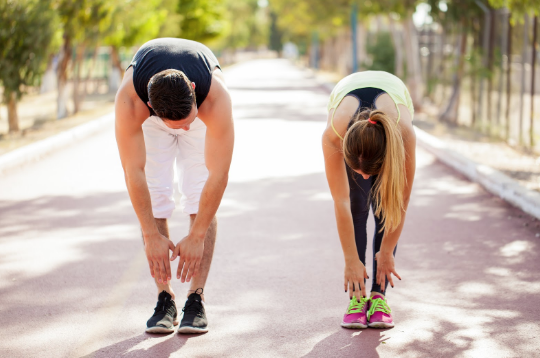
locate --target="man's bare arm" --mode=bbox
[115,69,175,284]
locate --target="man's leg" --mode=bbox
[186,214,217,302]
[142,117,179,333]
[175,118,213,333]
[144,217,180,332]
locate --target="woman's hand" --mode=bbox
[374,251,401,292]
[344,259,369,299]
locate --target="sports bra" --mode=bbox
[327,71,414,140]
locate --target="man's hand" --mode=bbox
[344,258,369,300]
[144,233,176,284]
[374,251,401,292]
[171,234,204,283]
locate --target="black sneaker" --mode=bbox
[146,291,178,333]
[178,289,208,334]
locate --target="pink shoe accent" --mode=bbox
[367,294,394,328]
[341,296,368,329]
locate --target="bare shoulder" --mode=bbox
[198,67,232,128]
[397,105,415,141]
[206,68,229,101]
[397,105,416,166]
[115,67,148,128]
[116,67,137,101]
[323,96,358,145]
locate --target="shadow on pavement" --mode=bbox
[80,333,201,358]
[0,157,539,357]
[303,329,389,358]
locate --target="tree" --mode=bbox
[427,0,486,124]
[489,0,539,147]
[0,0,58,133]
[103,0,168,92]
[269,11,283,55]
[55,0,114,118]
[177,0,226,42]
[212,0,269,54]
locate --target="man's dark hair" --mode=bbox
[148,69,196,120]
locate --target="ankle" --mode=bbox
[187,288,205,302]
[158,288,175,301]
[370,291,385,299]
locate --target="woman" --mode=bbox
[322,71,416,329]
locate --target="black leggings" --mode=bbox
[347,168,396,294]
[345,87,397,294]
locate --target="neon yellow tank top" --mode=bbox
[327,71,414,140]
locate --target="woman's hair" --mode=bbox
[343,109,406,233]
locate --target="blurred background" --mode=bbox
[0,0,538,154]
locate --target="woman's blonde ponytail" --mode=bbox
[343,109,406,233]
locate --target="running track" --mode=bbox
[0,59,539,358]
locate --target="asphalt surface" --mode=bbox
[0,59,539,358]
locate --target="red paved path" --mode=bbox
[0,59,539,357]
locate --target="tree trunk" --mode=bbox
[477,4,491,130]
[40,54,57,94]
[486,8,496,133]
[436,27,448,107]
[506,16,513,141]
[403,16,423,110]
[73,44,85,114]
[440,24,468,124]
[388,15,404,78]
[426,26,436,98]
[471,34,478,125]
[357,22,366,70]
[497,10,509,134]
[471,21,481,126]
[85,46,100,95]
[109,46,124,93]
[57,33,72,119]
[7,92,19,133]
[110,45,124,73]
[519,15,530,146]
[530,16,538,149]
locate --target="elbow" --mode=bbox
[333,198,351,211]
[123,165,145,182]
[402,194,411,210]
[208,170,229,188]
[221,173,229,188]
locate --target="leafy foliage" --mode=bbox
[219,0,268,50]
[0,0,58,100]
[56,0,114,46]
[104,0,168,48]
[363,31,396,73]
[488,0,539,16]
[177,0,226,41]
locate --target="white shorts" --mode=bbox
[142,116,208,218]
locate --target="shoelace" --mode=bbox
[367,297,391,319]
[347,296,368,314]
[154,297,174,315]
[183,299,204,317]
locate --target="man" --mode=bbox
[115,38,233,334]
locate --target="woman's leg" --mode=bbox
[368,180,397,327]
[346,165,372,285]
[370,175,397,296]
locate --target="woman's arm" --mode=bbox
[322,101,369,299]
[375,110,417,291]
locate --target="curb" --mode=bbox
[308,67,540,220]
[414,127,540,220]
[0,112,114,175]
